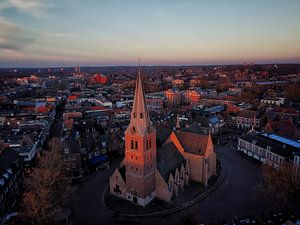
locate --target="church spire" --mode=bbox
[125,60,154,137]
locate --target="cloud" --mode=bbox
[0,0,54,17]
[0,17,35,51]
[40,32,69,37]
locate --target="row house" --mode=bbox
[164,89,182,106]
[200,96,235,107]
[0,149,24,224]
[184,90,201,105]
[238,133,300,179]
[237,133,291,169]
[261,97,285,106]
[236,110,260,130]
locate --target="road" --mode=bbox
[71,144,278,225]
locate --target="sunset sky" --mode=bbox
[0,0,300,67]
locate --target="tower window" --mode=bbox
[149,139,152,148]
[146,140,149,149]
[131,140,138,150]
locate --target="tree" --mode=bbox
[20,137,73,225]
[259,163,300,208]
[285,84,300,103]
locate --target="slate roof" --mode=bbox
[183,122,206,135]
[195,116,210,127]
[118,165,126,182]
[157,142,186,182]
[175,131,208,155]
[240,133,294,158]
[156,126,173,144]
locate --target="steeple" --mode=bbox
[125,61,155,137]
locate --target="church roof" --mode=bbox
[175,130,208,155]
[118,165,126,182]
[157,142,186,182]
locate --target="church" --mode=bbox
[109,68,216,206]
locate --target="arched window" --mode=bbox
[149,139,152,148]
[131,140,134,149]
[135,141,138,150]
[146,140,149,149]
[140,113,143,119]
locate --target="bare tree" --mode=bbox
[21,137,73,225]
[259,163,300,207]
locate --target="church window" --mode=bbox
[131,140,134,149]
[146,140,149,149]
[140,113,143,119]
[149,139,152,148]
[135,141,138,149]
[133,113,136,118]
[131,126,136,133]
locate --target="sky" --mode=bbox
[0,0,300,68]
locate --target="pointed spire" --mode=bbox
[176,114,180,130]
[125,59,155,136]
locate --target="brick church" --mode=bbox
[109,68,216,206]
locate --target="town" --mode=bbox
[0,63,300,225]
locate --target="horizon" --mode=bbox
[0,0,300,68]
[1,61,300,70]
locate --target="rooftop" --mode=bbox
[261,132,300,149]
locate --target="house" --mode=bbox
[0,149,23,224]
[261,97,285,106]
[63,138,83,181]
[184,90,202,105]
[164,88,181,106]
[237,132,300,170]
[236,110,260,130]
[264,118,300,139]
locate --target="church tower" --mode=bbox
[124,65,157,206]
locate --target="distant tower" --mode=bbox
[75,65,80,73]
[124,64,157,205]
